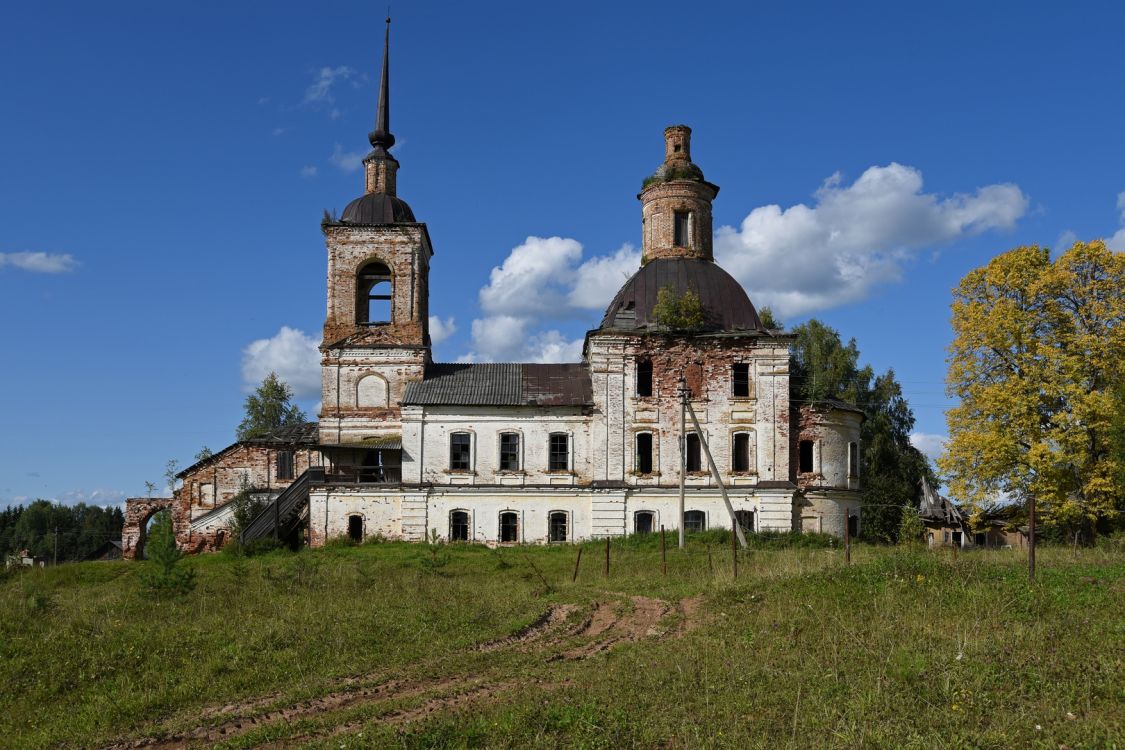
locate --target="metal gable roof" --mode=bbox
[403,363,592,407]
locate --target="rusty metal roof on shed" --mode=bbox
[403,363,592,407]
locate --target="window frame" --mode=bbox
[683,510,706,534]
[449,432,472,472]
[731,431,752,473]
[635,431,654,475]
[356,261,393,326]
[548,432,570,472]
[634,510,656,535]
[731,362,751,398]
[347,514,364,542]
[498,431,521,472]
[848,441,859,478]
[673,210,692,248]
[635,359,653,397]
[449,509,470,542]
[275,450,295,481]
[499,511,520,544]
[548,510,569,543]
[685,432,702,472]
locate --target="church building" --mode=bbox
[122,24,862,557]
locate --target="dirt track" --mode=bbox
[102,595,703,750]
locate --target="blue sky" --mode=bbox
[2,0,1123,508]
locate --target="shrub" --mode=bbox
[138,511,195,596]
[897,506,925,547]
[652,286,706,331]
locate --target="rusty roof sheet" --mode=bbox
[599,257,763,333]
[403,363,592,407]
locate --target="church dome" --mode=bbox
[340,192,416,224]
[599,257,764,333]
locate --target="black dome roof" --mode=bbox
[340,192,416,224]
[599,257,763,333]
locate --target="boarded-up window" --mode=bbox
[735,510,755,534]
[635,511,655,534]
[276,451,294,481]
[799,440,814,473]
[199,483,214,507]
[636,359,653,397]
[732,363,750,397]
[636,432,653,474]
[674,211,691,247]
[357,374,388,408]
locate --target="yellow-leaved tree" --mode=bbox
[941,241,1124,539]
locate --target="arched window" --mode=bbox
[499,511,519,543]
[357,374,388,408]
[347,515,364,542]
[634,510,655,535]
[635,432,654,474]
[356,261,392,325]
[732,432,753,472]
[683,510,706,534]
[548,511,568,543]
[685,433,702,472]
[450,510,469,542]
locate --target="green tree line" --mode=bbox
[0,501,124,562]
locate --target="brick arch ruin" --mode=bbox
[121,498,182,560]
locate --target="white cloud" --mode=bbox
[567,243,641,309]
[330,143,365,173]
[1055,230,1078,252]
[299,165,318,178]
[479,236,583,316]
[1108,191,1125,252]
[715,163,1029,317]
[469,316,582,363]
[0,251,78,273]
[428,316,457,345]
[241,326,321,399]
[304,65,355,105]
[272,127,287,136]
[910,432,947,464]
[53,488,127,508]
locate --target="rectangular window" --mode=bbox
[732,363,750,398]
[548,433,569,472]
[674,211,691,247]
[685,433,702,472]
[636,432,653,474]
[848,442,859,478]
[636,359,653,397]
[275,451,294,481]
[450,433,471,471]
[799,440,814,473]
[499,433,520,471]
[732,433,751,472]
[549,511,568,543]
[684,510,706,533]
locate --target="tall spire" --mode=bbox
[368,17,395,152]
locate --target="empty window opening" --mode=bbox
[636,359,653,397]
[548,433,569,472]
[735,510,755,534]
[674,211,691,247]
[848,442,859,478]
[499,432,520,471]
[635,511,655,535]
[685,433,702,472]
[673,143,682,153]
[450,433,471,471]
[684,510,706,534]
[636,432,654,474]
[732,363,750,398]
[276,451,294,481]
[799,440,814,473]
[450,511,469,542]
[974,532,986,546]
[732,433,751,472]
[499,512,519,543]
[549,511,568,543]
[848,513,860,540]
[347,515,363,542]
[357,261,392,325]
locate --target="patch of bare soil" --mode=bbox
[103,595,699,749]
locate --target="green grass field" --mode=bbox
[1,536,1121,749]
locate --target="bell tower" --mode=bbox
[638,125,720,263]
[319,18,432,445]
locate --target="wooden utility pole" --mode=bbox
[685,401,748,549]
[678,376,687,550]
[660,524,667,576]
[844,510,851,565]
[1028,495,1036,582]
[572,546,583,583]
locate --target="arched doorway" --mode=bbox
[347,515,364,542]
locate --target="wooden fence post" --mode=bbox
[844,510,851,565]
[572,546,583,583]
[604,536,610,579]
[731,528,738,579]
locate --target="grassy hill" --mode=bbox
[1,536,1122,749]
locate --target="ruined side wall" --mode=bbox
[793,405,862,492]
[121,497,181,560]
[180,444,321,516]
